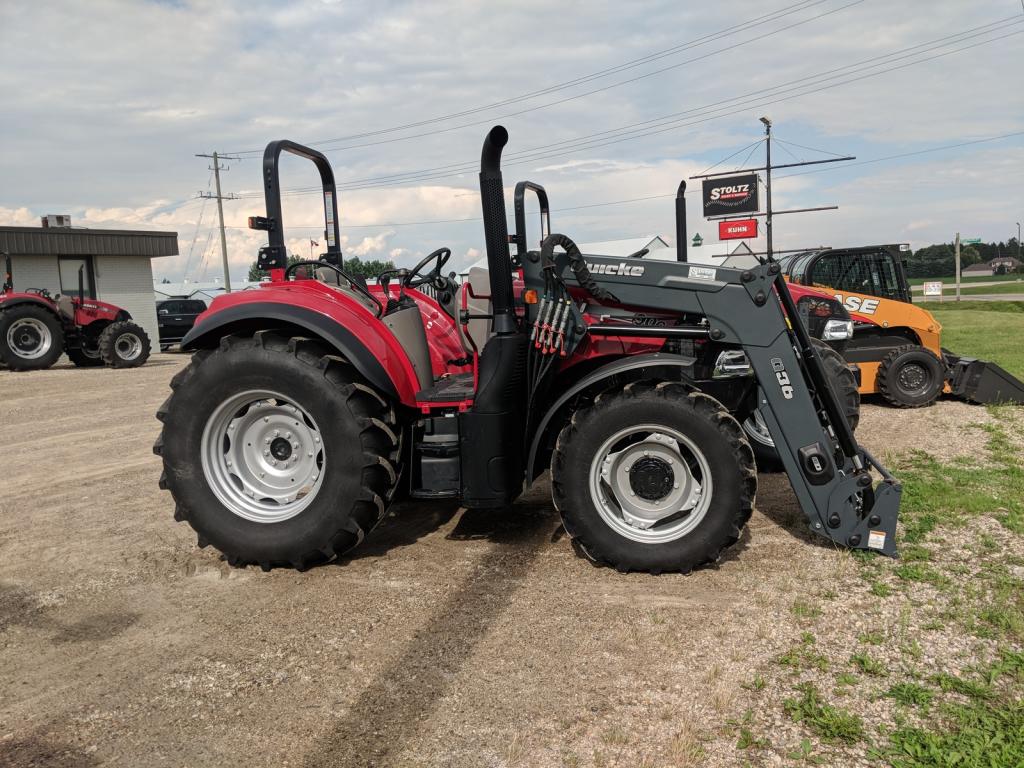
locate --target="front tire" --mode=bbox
[68,337,104,367]
[744,339,860,472]
[99,320,151,368]
[0,304,65,371]
[876,344,944,408]
[155,332,401,570]
[551,381,756,574]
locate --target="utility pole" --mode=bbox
[196,152,240,292]
[760,116,773,262]
[955,232,961,302]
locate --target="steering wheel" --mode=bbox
[405,247,451,290]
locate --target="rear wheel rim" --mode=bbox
[588,424,713,544]
[896,361,931,396]
[200,390,326,524]
[6,317,51,359]
[114,332,142,361]
[743,410,775,448]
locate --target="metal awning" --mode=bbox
[0,226,178,258]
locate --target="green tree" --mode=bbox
[247,253,303,282]
[342,255,396,279]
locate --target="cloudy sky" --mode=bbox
[1,0,1022,284]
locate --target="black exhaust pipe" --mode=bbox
[675,180,687,262]
[479,126,516,334]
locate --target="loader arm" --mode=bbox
[533,252,901,556]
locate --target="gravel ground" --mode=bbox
[0,356,1019,767]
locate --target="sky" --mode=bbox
[1,0,1022,285]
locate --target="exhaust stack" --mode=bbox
[675,181,687,262]
[479,126,516,334]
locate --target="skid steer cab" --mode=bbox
[154,127,902,574]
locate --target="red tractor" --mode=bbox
[0,253,151,371]
[155,128,900,574]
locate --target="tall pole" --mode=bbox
[761,117,773,262]
[1017,222,1021,263]
[955,232,961,302]
[196,152,240,292]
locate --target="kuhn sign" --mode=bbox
[702,173,760,217]
[718,219,758,240]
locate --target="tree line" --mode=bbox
[248,254,396,282]
[905,238,1022,278]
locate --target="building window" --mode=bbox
[58,256,96,299]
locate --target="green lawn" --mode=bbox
[915,280,1024,297]
[917,301,1024,378]
[908,273,1024,287]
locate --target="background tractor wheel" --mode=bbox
[99,320,151,368]
[743,338,860,472]
[876,344,945,408]
[0,304,65,371]
[67,339,104,367]
[154,332,402,570]
[551,380,756,574]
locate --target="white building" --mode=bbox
[1,223,177,345]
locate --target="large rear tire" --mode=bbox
[99,320,151,368]
[876,343,944,408]
[0,304,65,371]
[551,381,756,574]
[155,332,401,570]
[744,339,860,472]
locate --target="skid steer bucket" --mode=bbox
[945,352,1024,405]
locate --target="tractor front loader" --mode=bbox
[781,246,1024,408]
[154,126,901,574]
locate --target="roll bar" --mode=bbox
[252,140,342,272]
[512,181,551,264]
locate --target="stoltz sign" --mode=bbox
[702,173,760,217]
[719,219,758,240]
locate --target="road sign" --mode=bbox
[922,281,943,297]
[962,238,982,244]
[719,219,758,240]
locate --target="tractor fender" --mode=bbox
[181,301,411,402]
[0,294,60,316]
[525,352,697,484]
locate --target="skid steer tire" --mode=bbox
[99,320,151,368]
[745,339,860,472]
[551,380,756,574]
[0,304,65,371]
[876,344,945,408]
[154,332,401,571]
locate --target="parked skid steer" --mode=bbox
[154,127,902,574]
[780,246,1024,407]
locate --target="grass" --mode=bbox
[914,302,1024,379]
[913,279,1024,296]
[783,683,864,743]
[886,682,934,709]
[850,651,887,677]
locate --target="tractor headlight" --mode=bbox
[822,319,854,341]
[713,349,753,378]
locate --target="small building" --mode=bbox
[576,236,670,258]
[0,222,178,346]
[962,256,1021,277]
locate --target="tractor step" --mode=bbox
[945,352,1024,405]
[416,372,475,404]
[409,416,461,498]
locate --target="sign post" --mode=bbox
[923,281,943,302]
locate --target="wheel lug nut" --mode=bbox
[307,451,313,457]
[285,432,292,439]
[260,472,265,478]
[292,442,299,450]
[264,417,269,423]
[226,460,232,467]
[274,430,280,437]
[263,449,269,457]
[265,437,271,444]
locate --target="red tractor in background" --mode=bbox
[0,252,151,371]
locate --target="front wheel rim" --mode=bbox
[743,410,775,448]
[114,333,142,361]
[7,318,52,359]
[588,424,713,544]
[200,390,326,523]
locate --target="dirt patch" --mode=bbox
[0,358,1018,767]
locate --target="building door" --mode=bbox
[58,256,96,299]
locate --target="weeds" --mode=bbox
[784,683,864,743]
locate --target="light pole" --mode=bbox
[1017,221,1021,263]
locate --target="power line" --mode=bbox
[238,16,1022,198]
[225,0,839,155]
[196,152,241,292]
[224,131,1024,231]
